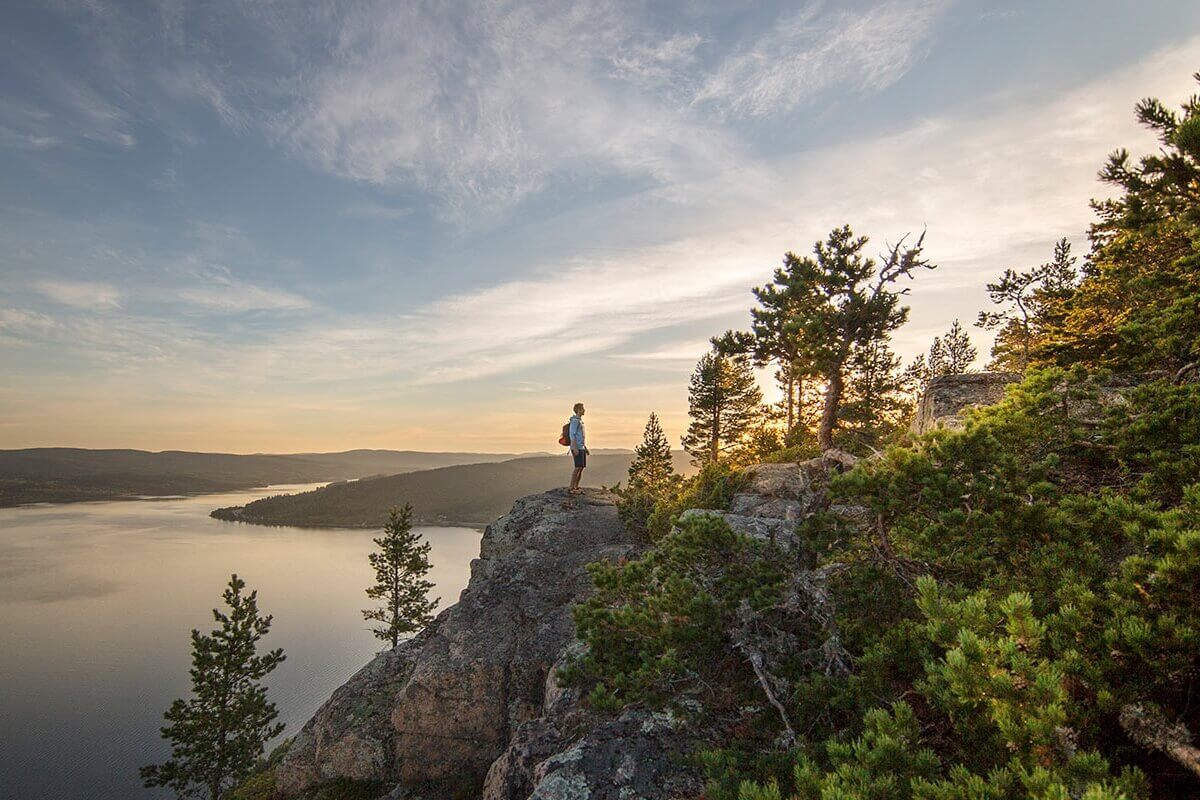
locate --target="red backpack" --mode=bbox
[558,422,571,446]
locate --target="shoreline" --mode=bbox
[0,481,333,511]
[209,507,488,531]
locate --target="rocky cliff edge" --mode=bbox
[275,487,644,798]
[275,456,856,800]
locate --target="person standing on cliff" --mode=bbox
[568,402,588,494]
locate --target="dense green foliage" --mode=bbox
[640,459,748,541]
[363,504,438,649]
[572,369,1200,798]
[1034,76,1200,373]
[567,512,790,714]
[141,575,286,800]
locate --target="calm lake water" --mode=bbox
[0,485,482,800]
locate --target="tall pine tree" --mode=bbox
[712,262,815,436]
[140,575,285,800]
[841,339,912,450]
[681,351,763,465]
[619,413,684,535]
[363,504,438,649]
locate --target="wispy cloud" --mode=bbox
[271,1,742,220]
[175,281,311,313]
[694,0,952,118]
[290,34,1198,385]
[158,65,247,131]
[0,60,136,151]
[341,201,415,221]
[608,32,705,98]
[33,280,121,309]
[610,340,715,364]
[15,1,952,219]
[8,35,1195,400]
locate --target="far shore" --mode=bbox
[210,508,488,532]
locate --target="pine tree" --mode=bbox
[841,339,912,450]
[140,575,286,800]
[976,238,1077,371]
[1037,75,1200,373]
[780,225,932,450]
[627,413,678,497]
[363,504,438,649]
[712,262,816,436]
[939,319,977,373]
[681,351,763,465]
[904,319,978,394]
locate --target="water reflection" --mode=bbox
[0,485,481,800]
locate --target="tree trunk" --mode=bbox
[710,401,720,463]
[785,374,795,433]
[818,371,842,451]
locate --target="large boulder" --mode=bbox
[912,371,1144,436]
[912,372,1021,434]
[525,711,701,800]
[275,488,639,798]
[678,453,861,548]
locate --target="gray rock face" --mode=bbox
[275,646,420,793]
[912,372,1022,434]
[679,454,856,548]
[275,488,639,797]
[912,371,1143,436]
[526,712,701,800]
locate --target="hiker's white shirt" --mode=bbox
[569,415,586,451]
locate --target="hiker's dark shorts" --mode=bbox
[573,449,588,468]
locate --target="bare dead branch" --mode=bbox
[1119,702,1200,779]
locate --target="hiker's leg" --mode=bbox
[570,467,583,490]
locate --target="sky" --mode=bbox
[1,0,1198,454]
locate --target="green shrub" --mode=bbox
[643,460,748,540]
[564,512,789,715]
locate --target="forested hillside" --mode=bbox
[212,451,692,527]
[0,448,541,506]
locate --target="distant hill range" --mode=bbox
[211,451,692,528]
[0,448,551,507]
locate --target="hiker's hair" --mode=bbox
[573,402,585,414]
